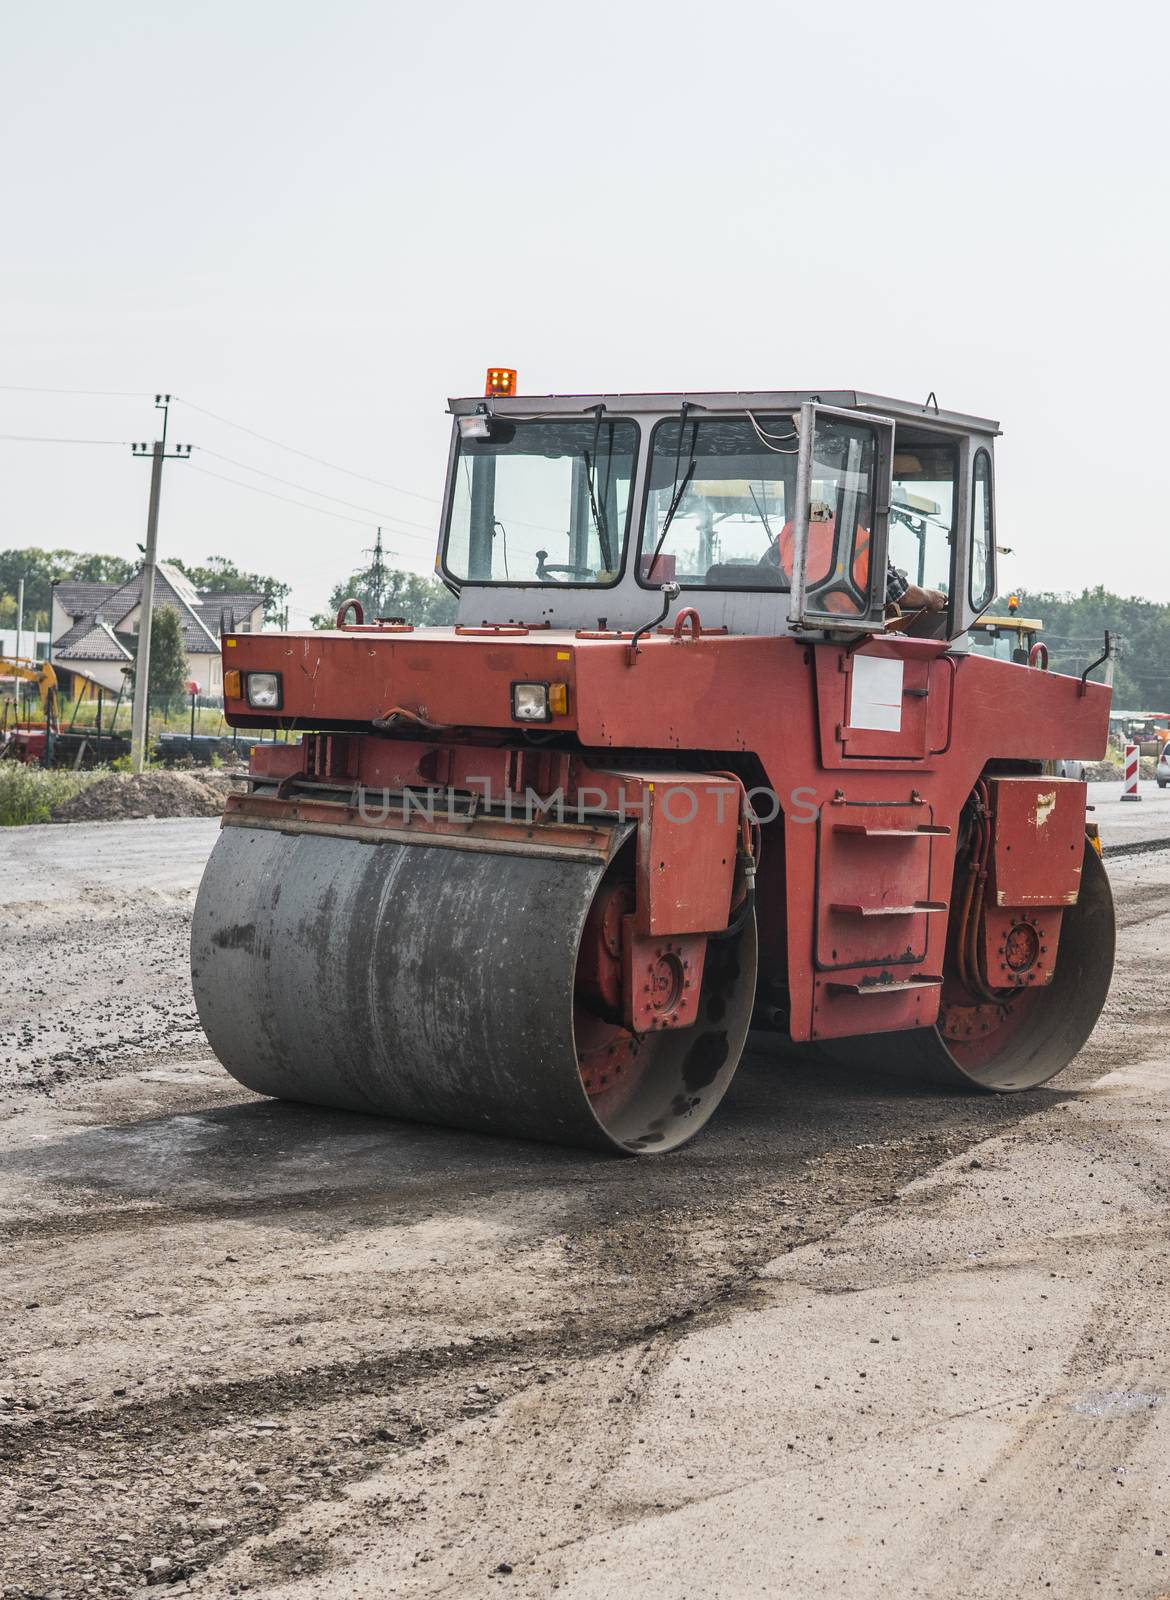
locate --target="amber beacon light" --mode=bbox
[485,367,517,397]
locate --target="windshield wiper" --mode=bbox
[645,401,699,580]
[748,482,775,546]
[581,403,614,571]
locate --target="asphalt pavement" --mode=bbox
[1,806,1168,1599]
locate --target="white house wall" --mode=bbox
[59,659,130,695]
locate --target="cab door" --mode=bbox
[788,403,894,634]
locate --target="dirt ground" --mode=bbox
[49,771,240,825]
[1,802,1168,1599]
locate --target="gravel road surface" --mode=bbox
[1089,778,1170,852]
[1,812,1168,1599]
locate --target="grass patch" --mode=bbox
[0,764,106,826]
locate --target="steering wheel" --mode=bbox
[535,549,594,582]
[758,537,784,573]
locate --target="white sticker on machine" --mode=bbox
[849,655,904,733]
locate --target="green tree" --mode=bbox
[0,547,136,628]
[313,567,457,628]
[993,587,1170,709]
[126,605,189,714]
[171,555,291,625]
[0,548,72,620]
[68,553,135,585]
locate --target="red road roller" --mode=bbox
[191,382,1115,1152]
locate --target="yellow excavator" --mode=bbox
[0,656,60,763]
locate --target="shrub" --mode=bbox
[0,764,104,826]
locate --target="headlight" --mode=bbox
[246,671,282,710]
[511,681,550,722]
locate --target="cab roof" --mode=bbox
[447,389,1001,436]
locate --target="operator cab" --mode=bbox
[440,381,999,643]
[969,606,1043,664]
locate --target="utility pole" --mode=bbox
[129,395,191,773]
[365,527,388,617]
[12,577,24,721]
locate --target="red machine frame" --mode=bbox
[220,614,1109,1047]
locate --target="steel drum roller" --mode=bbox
[191,824,757,1153]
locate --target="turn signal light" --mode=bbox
[485,367,517,397]
[224,668,242,699]
[548,682,569,715]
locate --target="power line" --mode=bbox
[173,395,441,504]
[196,447,439,532]
[0,385,147,398]
[0,434,130,445]
[187,462,437,546]
[4,385,444,508]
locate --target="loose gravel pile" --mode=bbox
[1084,756,1158,781]
[50,770,235,823]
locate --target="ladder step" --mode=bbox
[830,901,948,917]
[826,975,944,995]
[832,823,951,838]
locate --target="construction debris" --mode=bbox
[50,770,237,824]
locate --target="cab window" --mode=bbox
[445,417,638,586]
[887,438,957,603]
[640,414,799,590]
[970,448,994,609]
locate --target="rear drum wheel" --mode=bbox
[822,842,1114,1091]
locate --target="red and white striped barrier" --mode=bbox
[1121,741,1142,802]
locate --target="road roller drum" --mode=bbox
[192,820,757,1153]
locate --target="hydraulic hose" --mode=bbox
[708,771,761,940]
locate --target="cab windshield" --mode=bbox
[970,624,1032,663]
[640,412,879,616]
[641,414,799,589]
[444,416,639,585]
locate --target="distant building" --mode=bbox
[0,628,50,662]
[50,563,265,699]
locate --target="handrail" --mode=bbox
[1079,630,1113,697]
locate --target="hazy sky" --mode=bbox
[2,0,1167,625]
